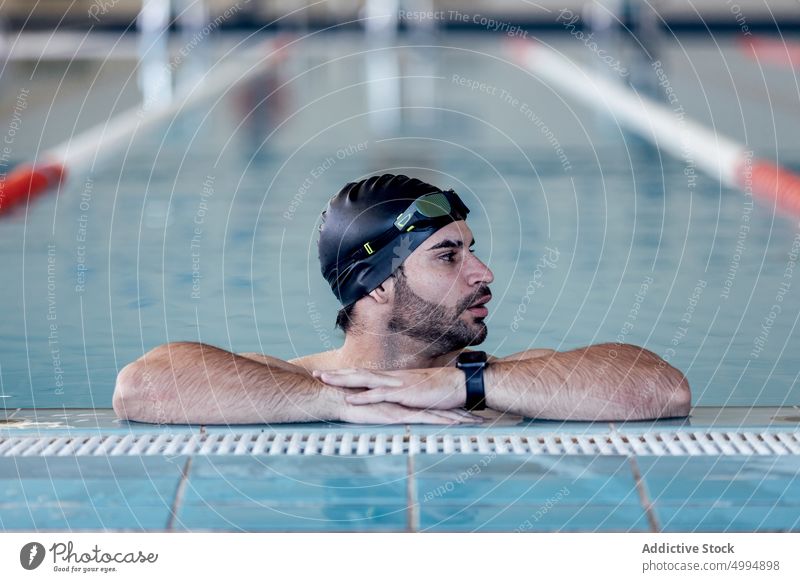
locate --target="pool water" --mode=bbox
[1,32,799,409]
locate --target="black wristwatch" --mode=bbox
[456,350,488,410]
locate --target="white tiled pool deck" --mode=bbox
[1,407,799,532]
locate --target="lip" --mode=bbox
[467,305,489,317]
[466,294,491,317]
[469,294,492,308]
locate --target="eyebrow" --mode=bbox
[427,237,475,251]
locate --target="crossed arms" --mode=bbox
[112,342,691,425]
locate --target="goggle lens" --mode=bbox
[394,191,453,230]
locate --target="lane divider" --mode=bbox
[0,34,291,216]
[745,159,800,216]
[508,38,800,218]
[0,162,66,215]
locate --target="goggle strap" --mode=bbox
[347,221,423,264]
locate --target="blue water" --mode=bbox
[1,33,799,408]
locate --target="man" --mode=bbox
[113,174,691,425]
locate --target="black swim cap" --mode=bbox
[318,174,470,307]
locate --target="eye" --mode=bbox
[439,252,456,262]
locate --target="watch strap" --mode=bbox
[458,351,487,411]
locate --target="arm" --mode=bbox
[113,342,334,424]
[484,343,691,421]
[321,343,691,422]
[490,348,556,363]
[112,342,479,425]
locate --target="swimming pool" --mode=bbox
[1,28,800,535]
[1,32,798,410]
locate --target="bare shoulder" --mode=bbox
[453,348,555,365]
[287,350,339,372]
[491,348,557,363]
[236,350,337,374]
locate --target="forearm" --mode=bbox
[113,342,344,424]
[484,343,691,421]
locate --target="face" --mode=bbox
[385,221,494,354]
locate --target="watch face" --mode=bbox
[458,350,487,365]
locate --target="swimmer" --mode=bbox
[113,174,691,425]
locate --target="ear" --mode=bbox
[367,278,394,304]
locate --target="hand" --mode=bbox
[340,400,482,425]
[313,367,470,411]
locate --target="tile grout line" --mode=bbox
[611,422,660,532]
[405,425,418,532]
[166,456,193,532]
[627,454,661,533]
[407,454,418,533]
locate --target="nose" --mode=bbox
[466,253,494,286]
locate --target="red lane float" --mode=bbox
[509,38,800,219]
[0,36,289,218]
[740,36,800,69]
[738,159,800,217]
[0,162,66,215]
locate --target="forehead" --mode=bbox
[431,220,472,242]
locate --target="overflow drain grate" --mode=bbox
[1,431,799,456]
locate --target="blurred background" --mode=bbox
[0,0,799,411]
[1,0,800,30]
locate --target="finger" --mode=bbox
[319,370,402,389]
[448,409,485,422]
[405,410,462,425]
[312,368,357,379]
[315,372,361,388]
[430,409,480,423]
[358,407,453,425]
[428,409,464,421]
[446,409,485,423]
[385,403,462,425]
[457,408,485,421]
[348,369,403,385]
[345,390,390,405]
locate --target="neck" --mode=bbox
[334,331,461,370]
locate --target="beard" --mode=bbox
[386,270,489,354]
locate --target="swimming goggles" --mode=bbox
[341,189,469,266]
